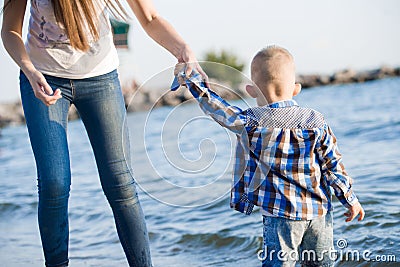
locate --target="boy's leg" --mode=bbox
[261,216,308,267]
[299,211,335,267]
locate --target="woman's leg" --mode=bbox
[73,70,152,267]
[20,72,72,267]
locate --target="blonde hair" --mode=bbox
[51,0,127,51]
[251,45,295,94]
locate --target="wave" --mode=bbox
[0,201,37,217]
[149,231,262,261]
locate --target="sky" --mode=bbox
[1,0,399,102]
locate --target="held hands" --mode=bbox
[344,202,365,222]
[176,44,208,86]
[27,69,62,106]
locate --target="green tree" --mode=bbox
[201,50,245,87]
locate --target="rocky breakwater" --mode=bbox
[121,78,246,113]
[1,66,400,130]
[0,101,80,131]
[0,102,24,128]
[123,66,400,110]
[297,66,400,88]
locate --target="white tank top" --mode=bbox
[26,0,119,79]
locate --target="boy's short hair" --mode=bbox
[251,46,295,94]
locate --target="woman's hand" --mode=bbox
[26,70,62,106]
[178,44,208,85]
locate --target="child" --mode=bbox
[171,45,365,266]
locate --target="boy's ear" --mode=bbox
[293,83,302,96]
[245,84,258,98]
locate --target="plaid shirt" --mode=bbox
[171,72,359,220]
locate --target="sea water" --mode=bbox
[0,78,399,266]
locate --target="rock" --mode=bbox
[148,90,165,109]
[395,67,400,76]
[331,69,357,84]
[126,90,150,112]
[355,71,375,83]
[0,101,24,127]
[366,68,386,80]
[182,87,195,101]
[161,91,185,106]
[206,78,247,100]
[317,75,331,85]
[297,74,320,88]
[379,66,396,76]
[355,66,398,83]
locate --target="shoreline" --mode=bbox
[1,66,399,129]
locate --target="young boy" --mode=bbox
[171,45,365,266]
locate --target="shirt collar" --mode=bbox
[267,99,298,108]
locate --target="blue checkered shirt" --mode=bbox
[171,72,359,220]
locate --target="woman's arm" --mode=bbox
[1,0,32,75]
[126,0,207,79]
[1,0,61,106]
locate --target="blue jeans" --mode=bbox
[260,212,334,267]
[19,70,152,267]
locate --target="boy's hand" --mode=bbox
[344,202,365,222]
[174,63,187,87]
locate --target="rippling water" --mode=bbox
[0,78,399,266]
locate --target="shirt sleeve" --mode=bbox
[317,124,359,208]
[173,73,247,134]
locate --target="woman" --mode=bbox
[1,0,205,266]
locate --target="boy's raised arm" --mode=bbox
[171,65,246,134]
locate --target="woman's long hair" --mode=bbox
[51,0,128,51]
[2,0,128,51]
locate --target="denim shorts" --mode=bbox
[260,212,334,267]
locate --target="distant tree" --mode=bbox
[201,50,245,87]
